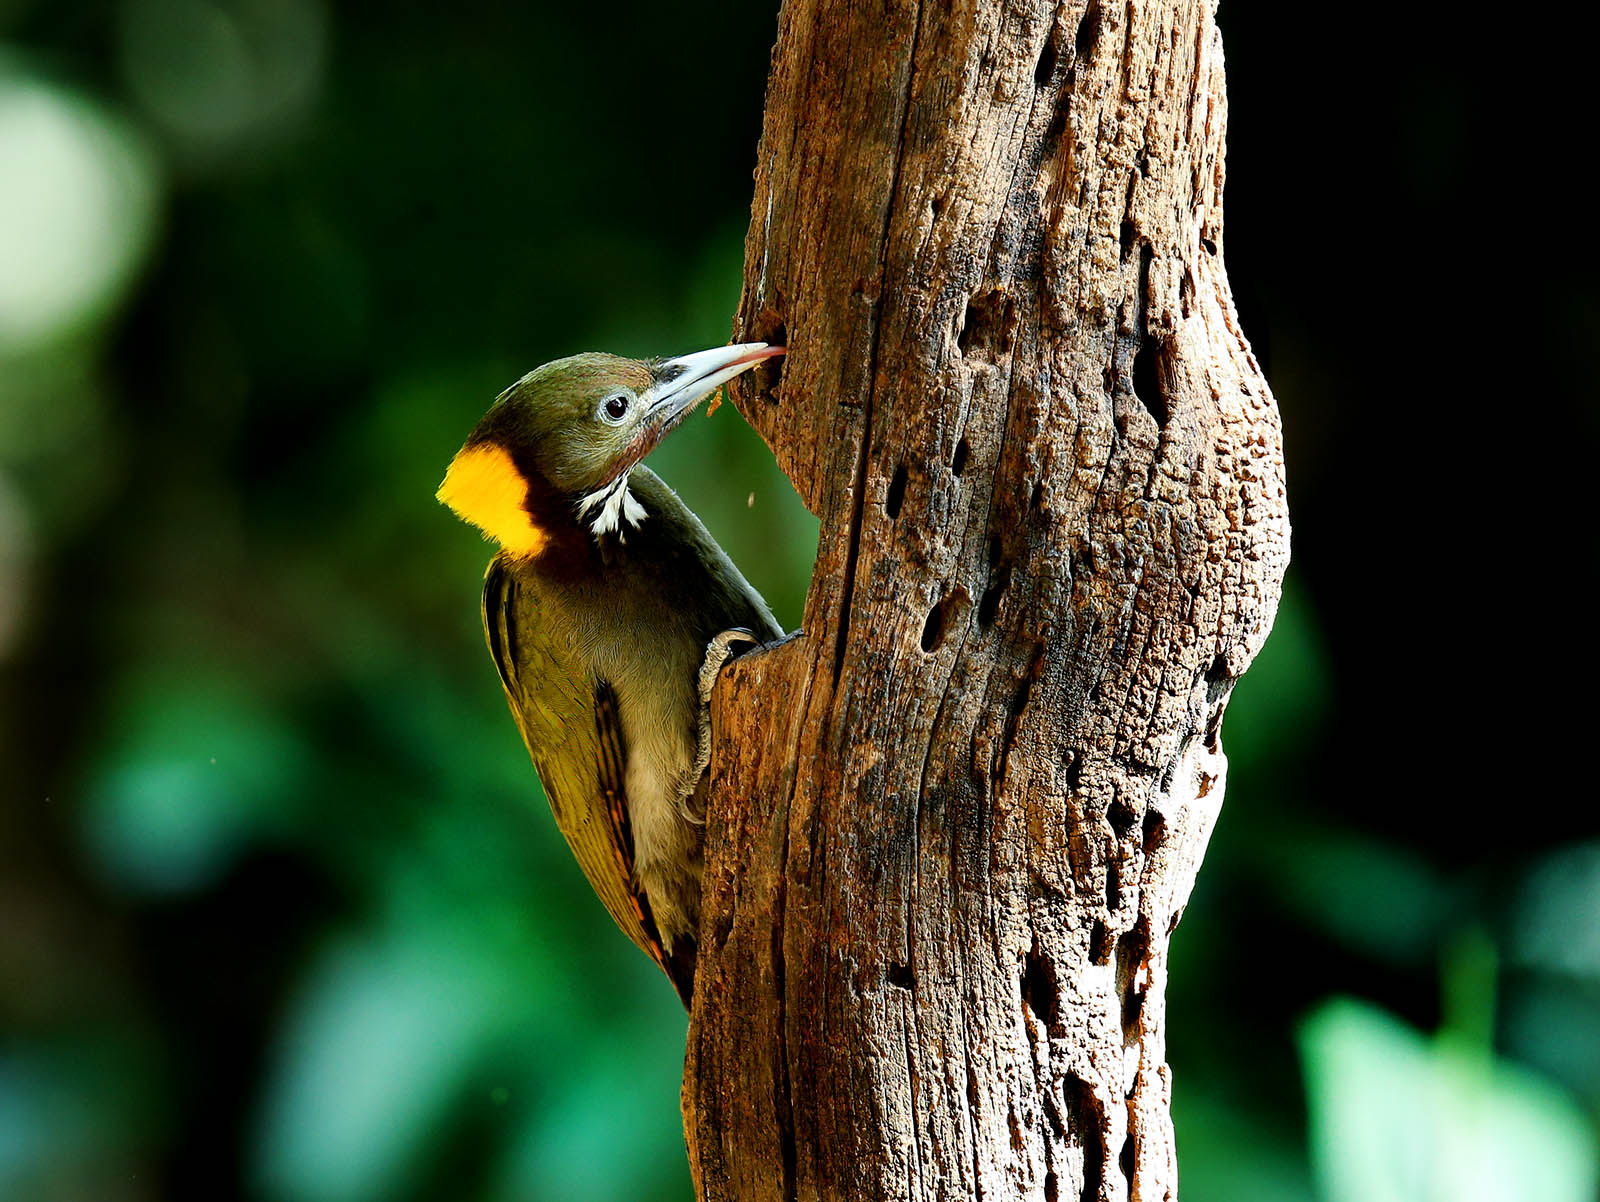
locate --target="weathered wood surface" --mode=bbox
[687,0,1288,1198]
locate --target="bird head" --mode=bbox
[438,342,783,557]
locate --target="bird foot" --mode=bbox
[687,628,762,793]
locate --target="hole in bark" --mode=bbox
[1066,1075,1106,1201]
[1105,858,1120,910]
[1044,1171,1059,1202]
[1205,653,1231,702]
[1089,919,1111,964]
[1202,236,1217,255]
[886,463,908,519]
[1074,1,1100,57]
[1131,336,1168,427]
[1045,91,1072,146]
[1205,700,1227,752]
[959,289,1013,358]
[1034,28,1059,86]
[1030,480,1046,511]
[887,961,914,990]
[952,437,969,477]
[920,595,950,653]
[1116,924,1150,1043]
[978,560,1011,629]
[762,323,787,398]
[710,906,734,951]
[1117,924,1149,972]
[1120,218,1136,259]
[744,314,788,402]
[1121,982,1146,1047]
[1021,935,1060,1029]
[750,310,786,343]
[1009,671,1033,724]
[1064,750,1082,789]
[1120,1132,1136,1179]
[1141,806,1165,854]
[1108,799,1138,838]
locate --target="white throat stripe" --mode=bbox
[577,472,648,541]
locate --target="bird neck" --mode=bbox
[514,464,672,578]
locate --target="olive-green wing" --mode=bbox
[481,559,669,974]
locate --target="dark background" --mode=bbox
[1,2,1593,1200]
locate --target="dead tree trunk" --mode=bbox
[687,0,1288,1198]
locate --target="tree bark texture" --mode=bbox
[687,0,1288,1198]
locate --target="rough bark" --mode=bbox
[686,0,1288,1198]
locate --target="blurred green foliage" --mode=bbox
[1,2,1595,1201]
[1301,992,1596,1202]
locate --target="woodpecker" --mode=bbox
[437,343,785,1005]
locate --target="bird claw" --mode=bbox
[686,628,762,796]
[698,628,760,707]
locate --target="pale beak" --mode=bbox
[644,342,785,435]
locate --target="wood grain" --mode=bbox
[688,1,1289,1197]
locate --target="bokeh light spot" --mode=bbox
[79,670,308,894]
[0,67,159,352]
[117,0,327,155]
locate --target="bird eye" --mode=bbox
[600,391,632,423]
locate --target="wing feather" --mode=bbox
[481,558,671,976]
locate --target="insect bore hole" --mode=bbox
[920,599,947,653]
[1034,30,1059,87]
[886,463,908,520]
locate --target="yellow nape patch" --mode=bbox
[436,443,548,558]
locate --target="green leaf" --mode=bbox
[1299,998,1598,1202]
[251,919,520,1202]
[79,668,308,893]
